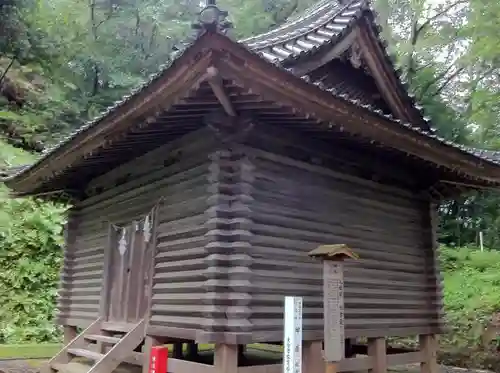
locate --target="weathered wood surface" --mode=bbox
[57,128,219,330]
[150,146,254,342]
[57,122,442,344]
[237,125,442,342]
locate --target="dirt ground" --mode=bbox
[0,359,44,373]
[0,359,495,373]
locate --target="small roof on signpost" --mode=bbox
[308,244,359,261]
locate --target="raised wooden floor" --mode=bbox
[47,322,438,373]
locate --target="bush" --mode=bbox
[440,245,500,349]
[0,141,66,343]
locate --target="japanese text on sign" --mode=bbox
[323,261,345,362]
[283,296,303,373]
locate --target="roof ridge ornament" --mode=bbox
[192,0,232,35]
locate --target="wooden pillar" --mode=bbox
[97,329,114,354]
[214,344,238,373]
[142,336,161,373]
[60,325,79,364]
[238,345,246,364]
[63,325,78,345]
[302,341,323,373]
[186,342,198,360]
[367,337,387,373]
[419,334,438,373]
[172,342,183,359]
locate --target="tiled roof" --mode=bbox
[245,0,432,130]
[466,148,500,165]
[2,0,500,184]
[0,164,30,178]
[243,0,363,63]
[298,74,500,169]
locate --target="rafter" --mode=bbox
[205,66,236,117]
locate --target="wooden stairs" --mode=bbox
[43,318,146,373]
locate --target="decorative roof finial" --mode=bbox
[192,0,232,35]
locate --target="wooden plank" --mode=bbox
[77,160,209,215]
[143,203,161,320]
[67,348,104,361]
[99,225,113,319]
[84,335,120,345]
[83,127,216,196]
[101,321,136,333]
[124,223,137,321]
[239,142,419,201]
[168,358,215,373]
[236,356,373,373]
[355,20,421,126]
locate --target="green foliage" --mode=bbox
[0,140,66,343]
[440,246,500,348]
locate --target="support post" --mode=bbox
[142,336,161,373]
[63,325,78,345]
[214,344,238,373]
[419,334,438,373]
[238,345,246,364]
[172,343,183,359]
[367,338,387,373]
[187,342,198,360]
[303,341,323,373]
[60,325,79,364]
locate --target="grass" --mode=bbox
[0,343,281,360]
[0,344,61,359]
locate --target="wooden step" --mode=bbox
[50,363,66,371]
[84,334,121,344]
[101,322,135,333]
[51,362,91,373]
[67,348,104,361]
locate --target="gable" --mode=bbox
[246,0,431,130]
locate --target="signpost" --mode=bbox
[308,244,359,373]
[283,296,303,373]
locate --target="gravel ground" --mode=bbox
[0,359,45,373]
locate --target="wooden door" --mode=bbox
[105,213,156,323]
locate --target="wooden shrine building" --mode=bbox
[4,0,500,372]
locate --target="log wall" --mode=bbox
[238,126,443,342]
[56,122,443,343]
[56,128,218,332]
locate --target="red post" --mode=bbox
[149,346,169,373]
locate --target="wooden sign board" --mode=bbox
[283,296,303,373]
[323,261,345,362]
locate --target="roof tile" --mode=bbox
[4,0,499,182]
